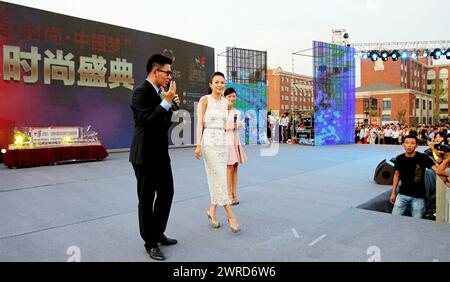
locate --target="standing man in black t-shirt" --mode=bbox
[390,135,438,218]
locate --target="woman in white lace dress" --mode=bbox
[194,72,240,233]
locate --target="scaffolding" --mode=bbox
[350,40,450,50]
[217,47,267,84]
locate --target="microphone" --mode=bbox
[233,114,237,124]
[171,94,179,111]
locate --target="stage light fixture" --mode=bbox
[423,50,429,58]
[0,148,6,154]
[369,51,379,61]
[14,135,24,145]
[362,52,368,60]
[445,49,450,59]
[401,50,408,59]
[380,50,389,61]
[411,51,418,59]
[433,48,442,60]
[391,50,400,61]
[62,136,72,144]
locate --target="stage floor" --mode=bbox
[1,144,449,261]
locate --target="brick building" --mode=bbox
[356,57,450,125]
[267,67,313,117]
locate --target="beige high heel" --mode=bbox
[228,193,235,205]
[206,209,220,228]
[227,218,241,233]
[232,193,240,205]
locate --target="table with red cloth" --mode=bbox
[4,145,108,168]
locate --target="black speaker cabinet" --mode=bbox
[374,159,395,185]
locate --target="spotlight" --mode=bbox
[391,50,400,61]
[380,50,389,61]
[362,52,368,60]
[369,51,379,61]
[411,51,418,59]
[62,136,72,144]
[401,50,408,59]
[14,135,24,145]
[423,49,429,58]
[433,48,443,60]
[0,148,5,154]
[445,49,450,59]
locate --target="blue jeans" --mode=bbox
[392,194,425,218]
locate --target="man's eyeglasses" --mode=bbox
[157,69,173,76]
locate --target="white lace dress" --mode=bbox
[202,95,230,206]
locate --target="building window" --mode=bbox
[429,101,432,110]
[382,100,391,110]
[416,99,419,109]
[423,101,426,110]
[382,115,391,121]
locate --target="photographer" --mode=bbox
[426,131,448,164]
[437,152,450,187]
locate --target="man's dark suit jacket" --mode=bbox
[129,80,173,165]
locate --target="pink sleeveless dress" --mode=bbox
[225,108,247,165]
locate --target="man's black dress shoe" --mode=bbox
[147,246,165,261]
[158,235,177,246]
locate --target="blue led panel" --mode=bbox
[313,41,355,146]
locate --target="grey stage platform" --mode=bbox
[1,144,449,262]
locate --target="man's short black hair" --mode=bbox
[224,87,236,97]
[146,54,172,74]
[436,131,448,141]
[403,134,417,143]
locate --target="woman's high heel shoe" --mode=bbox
[227,218,241,233]
[232,193,240,205]
[206,210,220,228]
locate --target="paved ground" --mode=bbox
[1,143,449,262]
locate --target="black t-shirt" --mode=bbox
[394,152,435,198]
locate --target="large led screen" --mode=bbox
[0,2,214,150]
[313,41,355,146]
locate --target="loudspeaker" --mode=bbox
[374,159,395,185]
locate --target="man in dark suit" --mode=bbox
[129,54,180,261]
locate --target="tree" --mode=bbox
[369,109,378,117]
[434,109,441,125]
[397,109,406,125]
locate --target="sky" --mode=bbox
[3,0,450,77]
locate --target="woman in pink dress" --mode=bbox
[224,88,247,205]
